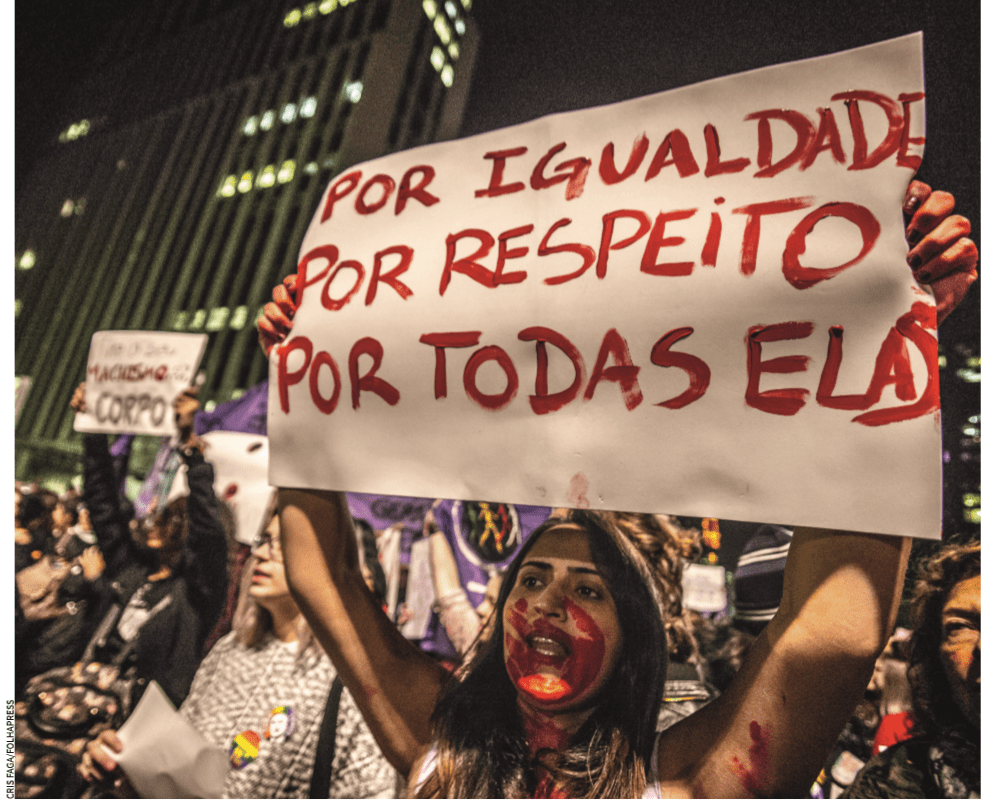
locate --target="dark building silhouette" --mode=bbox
[15,0,478,485]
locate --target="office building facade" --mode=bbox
[15,0,478,485]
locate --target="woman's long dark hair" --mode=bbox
[419,510,668,798]
[907,541,980,737]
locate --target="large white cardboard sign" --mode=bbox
[75,331,207,437]
[270,34,942,539]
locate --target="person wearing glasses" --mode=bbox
[81,507,398,798]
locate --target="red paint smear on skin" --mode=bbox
[731,720,771,795]
[505,597,606,707]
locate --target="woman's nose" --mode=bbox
[533,582,566,619]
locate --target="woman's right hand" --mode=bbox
[257,274,299,356]
[79,729,123,783]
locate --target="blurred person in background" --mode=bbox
[83,508,398,798]
[844,542,979,799]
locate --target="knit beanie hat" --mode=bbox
[733,524,793,635]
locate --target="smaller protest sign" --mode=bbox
[74,331,207,437]
[682,563,729,613]
[166,431,276,546]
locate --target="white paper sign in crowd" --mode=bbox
[75,331,208,437]
[269,34,942,539]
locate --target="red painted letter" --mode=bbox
[463,346,519,410]
[733,198,813,277]
[349,337,400,409]
[640,208,698,276]
[538,218,596,286]
[782,202,880,290]
[277,336,313,413]
[366,245,414,305]
[420,331,481,399]
[474,147,528,198]
[584,329,643,410]
[321,170,362,222]
[440,228,496,295]
[518,326,586,414]
[745,321,814,415]
[530,142,591,200]
[395,165,440,214]
[746,109,815,178]
[650,328,711,408]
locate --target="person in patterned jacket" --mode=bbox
[80,506,398,799]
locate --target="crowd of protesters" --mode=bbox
[13,181,979,798]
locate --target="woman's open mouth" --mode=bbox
[527,635,569,659]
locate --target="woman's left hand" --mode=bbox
[904,180,978,324]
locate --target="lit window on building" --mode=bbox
[441,63,454,87]
[243,116,259,135]
[966,508,980,524]
[460,0,471,8]
[963,424,980,437]
[938,354,948,368]
[970,414,980,425]
[454,17,465,35]
[14,299,22,317]
[230,305,250,330]
[238,171,254,193]
[448,41,459,59]
[344,80,363,103]
[964,494,980,526]
[205,400,218,412]
[61,200,75,218]
[303,162,319,175]
[190,309,207,329]
[300,97,318,117]
[431,45,446,70]
[957,367,981,383]
[422,0,437,19]
[320,0,338,12]
[339,0,354,6]
[302,2,317,18]
[231,388,245,399]
[206,307,230,331]
[284,8,301,26]
[79,120,91,135]
[278,160,296,183]
[281,103,297,123]
[260,110,276,130]
[444,1,458,18]
[219,175,237,197]
[433,13,452,44]
[18,251,36,270]
[323,154,337,169]
[172,310,189,330]
[258,165,277,188]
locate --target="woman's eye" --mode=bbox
[577,585,602,599]
[521,575,542,589]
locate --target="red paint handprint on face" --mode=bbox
[501,526,621,717]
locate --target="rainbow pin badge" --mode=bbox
[263,705,297,741]
[229,730,261,769]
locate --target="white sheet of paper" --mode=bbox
[115,681,229,799]
[168,430,276,545]
[270,34,940,539]
[401,537,435,639]
[74,331,207,436]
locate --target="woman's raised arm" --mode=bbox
[277,488,447,777]
[659,528,909,798]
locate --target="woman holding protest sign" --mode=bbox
[257,180,976,797]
